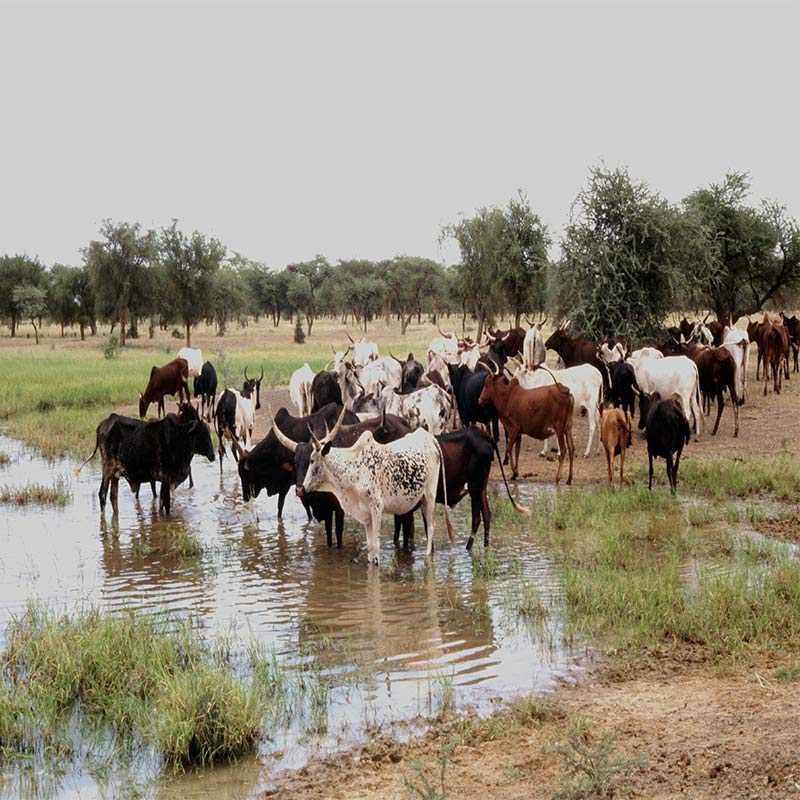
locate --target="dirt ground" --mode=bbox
[264,648,800,800]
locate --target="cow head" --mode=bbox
[138,394,148,418]
[243,366,264,410]
[330,345,351,376]
[637,391,661,430]
[544,326,571,359]
[296,407,348,495]
[189,420,216,462]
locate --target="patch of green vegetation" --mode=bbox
[0,476,71,506]
[402,739,455,800]
[510,693,551,725]
[773,663,800,682]
[554,719,645,800]
[129,525,204,561]
[677,455,800,502]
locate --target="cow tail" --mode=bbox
[489,437,531,516]
[74,440,100,477]
[433,437,456,545]
[535,364,570,395]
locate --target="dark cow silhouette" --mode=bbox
[640,393,691,492]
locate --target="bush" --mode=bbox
[293,314,306,344]
[171,327,183,339]
[101,333,120,359]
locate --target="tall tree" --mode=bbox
[160,221,225,346]
[13,284,47,344]
[208,267,249,335]
[286,255,331,335]
[331,260,386,331]
[381,256,446,335]
[499,191,551,327]
[0,254,45,336]
[47,264,80,336]
[683,172,800,322]
[84,220,157,346]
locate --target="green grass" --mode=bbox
[0,476,71,506]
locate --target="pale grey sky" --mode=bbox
[1,1,798,268]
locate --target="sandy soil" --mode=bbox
[264,647,800,799]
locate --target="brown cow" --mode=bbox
[600,405,632,485]
[477,362,574,484]
[679,342,739,436]
[761,319,786,396]
[138,358,191,418]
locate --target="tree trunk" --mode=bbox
[60,323,65,337]
[10,315,16,337]
[148,318,155,339]
[129,317,138,339]
[514,309,521,329]
[476,312,485,342]
[120,311,126,347]
[306,313,314,336]
[79,322,85,341]
[32,320,39,345]
[401,312,413,336]
[185,321,191,347]
[90,319,97,336]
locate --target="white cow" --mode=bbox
[513,364,603,457]
[289,363,315,416]
[357,357,402,397]
[348,335,380,368]
[428,330,461,367]
[631,355,702,436]
[296,415,453,563]
[722,328,750,404]
[381,384,452,436]
[522,326,546,370]
[628,347,664,367]
[689,321,714,346]
[228,387,256,449]
[178,347,203,378]
[459,345,480,371]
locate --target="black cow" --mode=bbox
[447,364,499,441]
[544,326,610,387]
[484,327,526,363]
[242,366,263,410]
[90,415,214,515]
[310,371,343,412]
[609,361,639,423]
[782,314,799,373]
[193,361,218,421]
[272,410,412,548]
[214,389,239,470]
[236,404,358,519]
[391,352,425,394]
[641,393,691,492]
[393,427,527,552]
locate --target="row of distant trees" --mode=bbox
[3,168,800,346]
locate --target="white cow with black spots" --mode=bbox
[300,410,454,563]
[381,384,453,435]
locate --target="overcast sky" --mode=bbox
[2,1,798,269]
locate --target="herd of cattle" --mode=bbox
[78,313,800,562]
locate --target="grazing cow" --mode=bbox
[632,355,701,436]
[513,363,603,458]
[293,410,455,563]
[193,361,218,421]
[478,363,575,483]
[346,334,379,367]
[544,323,610,387]
[609,361,640,420]
[600,405,632,485]
[272,410,411,547]
[522,325,546,370]
[447,364,500,444]
[235,403,358,519]
[782,314,800,373]
[641,393,691,492]
[381,384,452,435]
[138,358,190,418]
[393,427,529,552]
[391,352,425,394]
[722,328,749,405]
[178,347,203,378]
[679,342,739,436]
[85,415,214,515]
[310,371,343,412]
[289,363,315,417]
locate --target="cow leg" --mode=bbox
[584,409,596,458]
[99,470,110,511]
[666,452,676,493]
[188,467,194,490]
[619,444,626,484]
[421,494,436,557]
[466,491,481,551]
[480,485,491,548]
[512,435,522,480]
[160,482,171,514]
[335,508,344,548]
[367,510,382,565]
[540,437,549,458]
[323,511,333,547]
[565,418,575,485]
[277,490,288,519]
[110,476,120,517]
[393,514,402,545]
[605,445,613,485]
[648,453,654,490]
[711,390,724,436]
[555,432,566,484]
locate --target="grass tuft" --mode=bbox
[0,476,71,506]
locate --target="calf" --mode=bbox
[641,393,691,492]
[138,358,190,418]
[289,363,315,416]
[600,405,632,485]
[478,363,574,483]
[193,361,218,421]
[292,410,454,563]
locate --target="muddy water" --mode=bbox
[0,435,579,799]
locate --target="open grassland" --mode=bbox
[0,318,437,457]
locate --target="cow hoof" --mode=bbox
[465,536,474,551]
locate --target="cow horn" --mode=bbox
[389,351,404,365]
[323,361,332,371]
[244,366,250,381]
[501,331,510,342]
[703,312,710,323]
[345,345,351,356]
[437,324,447,337]
[322,405,348,446]
[346,332,355,343]
[230,437,247,460]
[258,365,264,382]
[308,424,322,451]
[271,422,298,453]
[330,345,337,356]
[476,360,491,373]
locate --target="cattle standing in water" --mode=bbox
[85,415,214,515]
[478,362,575,484]
[293,409,454,564]
[600,405,632,486]
[236,404,359,519]
[641,393,691,492]
[138,358,191,418]
[193,361,218,421]
[381,383,452,436]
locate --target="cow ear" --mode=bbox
[322,442,332,456]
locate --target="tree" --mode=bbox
[441,208,507,340]
[286,255,331,335]
[84,220,157,346]
[381,256,446,335]
[13,284,47,344]
[160,221,225,346]
[238,257,289,327]
[0,254,45,336]
[556,166,702,343]
[208,267,249,335]
[47,264,82,336]
[329,260,386,331]
[499,191,551,327]
[683,172,800,322]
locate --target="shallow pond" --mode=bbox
[0,434,581,799]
